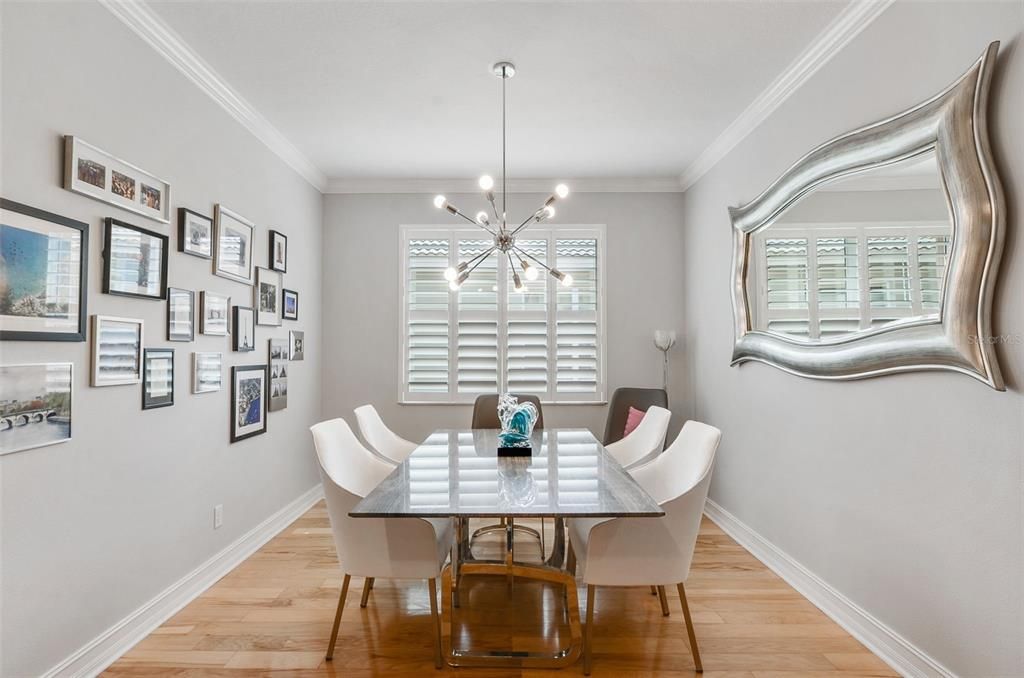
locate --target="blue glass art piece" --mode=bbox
[497,393,538,453]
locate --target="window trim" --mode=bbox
[398,223,607,405]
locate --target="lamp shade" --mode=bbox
[653,330,677,352]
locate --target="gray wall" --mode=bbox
[0,3,323,676]
[321,192,687,442]
[678,3,1023,676]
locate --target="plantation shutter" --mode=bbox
[506,239,549,395]
[764,237,810,337]
[867,234,911,327]
[406,238,449,395]
[816,237,861,337]
[917,235,950,311]
[555,238,599,396]
[456,239,499,394]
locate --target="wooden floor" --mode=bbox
[106,502,897,677]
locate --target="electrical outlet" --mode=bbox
[214,504,223,529]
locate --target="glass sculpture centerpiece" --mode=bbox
[497,393,538,456]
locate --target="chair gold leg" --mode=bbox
[583,584,595,675]
[326,574,350,660]
[657,585,670,617]
[677,582,702,672]
[650,585,657,595]
[361,577,374,608]
[428,578,443,669]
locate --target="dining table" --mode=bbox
[350,427,664,669]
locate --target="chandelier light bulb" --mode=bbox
[433,195,447,209]
[513,272,526,292]
[449,279,461,291]
[521,260,539,281]
[475,211,489,224]
[543,205,556,219]
[478,175,495,191]
[561,273,573,287]
[444,266,458,282]
[555,183,570,199]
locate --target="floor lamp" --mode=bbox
[653,330,677,392]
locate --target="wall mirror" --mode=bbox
[730,42,1005,390]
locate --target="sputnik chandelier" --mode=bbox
[434,61,573,292]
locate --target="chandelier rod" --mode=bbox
[513,245,553,273]
[501,63,507,230]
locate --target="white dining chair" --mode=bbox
[603,405,671,470]
[568,420,721,675]
[311,418,453,668]
[354,404,418,465]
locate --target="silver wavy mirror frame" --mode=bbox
[729,42,1005,390]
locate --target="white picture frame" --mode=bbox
[214,204,255,285]
[64,136,171,223]
[0,363,73,456]
[192,352,223,394]
[200,291,230,336]
[91,315,143,387]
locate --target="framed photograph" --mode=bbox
[102,218,168,300]
[214,205,254,285]
[166,288,195,342]
[282,288,299,321]
[200,291,230,336]
[231,364,268,442]
[1,199,88,341]
[142,348,174,409]
[63,136,171,223]
[254,267,282,326]
[0,363,73,456]
[178,208,213,259]
[192,352,222,394]
[232,305,255,352]
[289,330,305,361]
[268,338,288,412]
[91,315,143,387]
[269,230,288,272]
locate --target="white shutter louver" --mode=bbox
[507,239,548,394]
[457,240,498,393]
[555,239,599,395]
[868,235,911,327]
[917,235,950,311]
[406,239,449,394]
[764,238,810,337]
[816,237,860,337]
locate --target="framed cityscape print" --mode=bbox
[200,291,230,336]
[230,364,267,442]
[269,230,287,272]
[178,208,213,259]
[167,288,195,342]
[232,305,255,352]
[289,330,305,361]
[282,288,298,321]
[102,218,168,300]
[0,363,73,456]
[268,338,288,412]
[254,267,281,326]
[192,352,222,394]
[0,199,88,341]
[142,348,174,409]
[63,136,171,223]
[91,315,143,387]
[213,205,254,285]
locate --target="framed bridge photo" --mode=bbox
[0,363,73,456]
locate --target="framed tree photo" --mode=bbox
[269,230,287,272]
[102,218,168,300]
[1,199,88,341]
[282,288,299,321]
[254,267,282,326]
[200,291,230,336]
[167,288,195,342]
[232,305,255,352]
[213,205,254,285]
[142,348,175,409]
[91,315,143,387]
[178,208,213,259]
[231,364,268,442]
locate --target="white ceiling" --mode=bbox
[147,0,849,183]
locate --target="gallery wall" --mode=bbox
[677,2,1023,675]
[0,3,324,676]
[321,192,687,443]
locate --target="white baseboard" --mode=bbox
[43,484,324,678]
[703,499,956,678]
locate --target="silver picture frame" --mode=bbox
[214,204,255,285]
[63,136,171,223]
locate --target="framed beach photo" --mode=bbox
[289,330,305,361]
[268,338,288,412]
[0,363,73,456]
[142,348,175,410]
[0,200,88,342]
[178,208,213,259]
[232,305,255,352]
[230,364,268,442]
[254,267,282,326]
[167,288,195,342]
[269,230,287,272]
[282,288,298,321]
[192,352,222,394]
[64,136,171,223]
[102,218,168,300]
[214,205,254,285]
[91,315,143,387]
[200,291,230,336]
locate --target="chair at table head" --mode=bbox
[602,387,668,445]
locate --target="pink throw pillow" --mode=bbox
[623,406,646,438]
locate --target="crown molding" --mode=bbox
[98,0,328,192]
[324,176,684,194]
[678,0,894,191]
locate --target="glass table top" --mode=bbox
[350,428,664,518]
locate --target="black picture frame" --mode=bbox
[177,208,213,259]
[282,288,299,321]
[102,217,169,300]
[269,229,287,272]
[232,305,255,352]
[230,364,268,442]
[167,287,195,342]
[0,199,88,341]
[142,348,175,409]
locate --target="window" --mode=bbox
[401,225,605,403]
